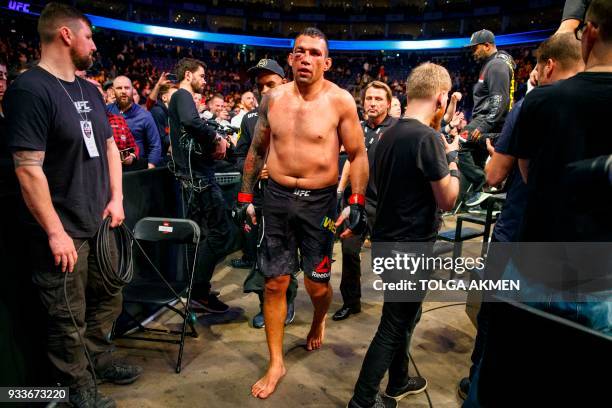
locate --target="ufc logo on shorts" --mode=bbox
[293,189,310,197]
[74,101,92,114]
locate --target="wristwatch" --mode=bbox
[449,169,460,179]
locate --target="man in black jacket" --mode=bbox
[461,29,516,208]
[168,57,232,314]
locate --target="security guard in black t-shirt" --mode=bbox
[333,81,397,321]
[233,59,299,329]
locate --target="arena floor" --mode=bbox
[101,217,477,408]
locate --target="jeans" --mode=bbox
[351,299,426,407]
[458,146,488,199]
[189,182,233,298]
[29,231,122,389]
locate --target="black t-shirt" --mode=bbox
[234,108,258,173]
[372,118,449,242]
[168,88,217,179]
[4,66,112,238]
[363,116,397,204]
[510,73,612,241]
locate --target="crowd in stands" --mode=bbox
[0,15,537,172]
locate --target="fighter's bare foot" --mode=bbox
[306,319,326,351]
[251,364,286,399]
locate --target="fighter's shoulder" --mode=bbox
[261,83,289,110]
[328,82,356,110]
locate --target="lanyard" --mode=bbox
[55,76,89,122]
[40,64,89,122]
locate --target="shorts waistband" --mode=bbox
[268,178,337,197]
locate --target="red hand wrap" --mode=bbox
[348,193,365,206]
[237,192,253,203]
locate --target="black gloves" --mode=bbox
[232,192,252,227]
[345,194,368,236]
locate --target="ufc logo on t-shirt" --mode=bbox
[74,101,92,114]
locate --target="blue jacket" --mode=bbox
[106,102,162,165]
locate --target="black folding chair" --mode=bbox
[110,217,200,373]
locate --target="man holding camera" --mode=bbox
[168,58,232,313]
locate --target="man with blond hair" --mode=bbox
[348,63,460,408]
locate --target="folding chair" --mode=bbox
[111,217,200,373]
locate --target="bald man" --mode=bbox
[231,91,257,129]
[107,75,162,168]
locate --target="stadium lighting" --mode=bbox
[86,14,552,50]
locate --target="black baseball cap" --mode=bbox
[247,59,285,79]
[467,29,496,46]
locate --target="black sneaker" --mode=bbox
[458,377,470,400]
[95,361,143,385]
[231,258,254,269]
[347,393,397,408]
[191,293,230,313]
[69,385,116,408]
[384,376,427,401]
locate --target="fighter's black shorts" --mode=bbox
[259,178,338,283]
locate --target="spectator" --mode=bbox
[106,75,162,168]
[107,112,144,171]
[389,96,401,118]
[230,91,256,129]
[149,83,177,158]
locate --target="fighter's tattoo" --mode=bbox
[13,150,45,168]
[241,94,271,194]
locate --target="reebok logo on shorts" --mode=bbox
[311,256,331,280]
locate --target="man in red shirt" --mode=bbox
[106,112,143,170]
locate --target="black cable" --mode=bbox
[407,302,468,408]
[423,302,467,314]
[96,218,134,296]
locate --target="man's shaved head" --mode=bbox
[113,75,132,88]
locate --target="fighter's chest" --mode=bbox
[269,99,338,140]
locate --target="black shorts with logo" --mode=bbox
[259,178,337,282]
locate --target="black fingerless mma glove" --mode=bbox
[232,192,252,227]
[345,194,368,236]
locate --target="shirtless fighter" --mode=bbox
[233,27,369,399]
